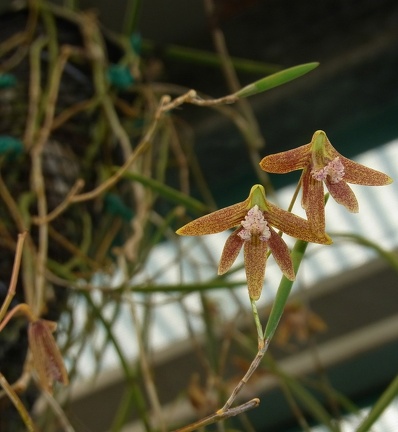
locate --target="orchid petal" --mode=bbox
[339,155,393,186]
[243,239,268,300]
[259,143,311,173]
[302,168,328,235]
[267,228,295,281]
[218,229,244,275]
[176,201,248,236]
[28,320,69,393]
[265,198,331,244]
[325,179,359,213]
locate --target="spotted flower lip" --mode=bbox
[259,130,393,234]
[177,184,331,300]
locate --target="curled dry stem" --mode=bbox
[0,232,27,324]
[172,398,260,432]
[32,179,85,225]
[0,373,38,432]
[174,333,271,431]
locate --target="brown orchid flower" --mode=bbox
[177,184,331,300]
[28,319,69,393]
[260,130,393,233]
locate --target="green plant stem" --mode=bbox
[118,169,208,214]
[77,279,249,294]
[24,35,47,149]
[129,296,166,432]
[356,374,398,432]
[264,355,339,432]
[82,292,151,431]
[200,293,219,373]
[141,40,280,75]
[123,0,142,35]
[329,232,398,271]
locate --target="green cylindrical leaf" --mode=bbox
[235,62,319,99]
[264,239,308,341]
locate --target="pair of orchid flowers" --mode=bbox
[177,130,392,300]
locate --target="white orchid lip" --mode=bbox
[238,205,271,242]
[311,156,345,184]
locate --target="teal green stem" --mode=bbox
[356,374,398,432]
[264,239,308,341]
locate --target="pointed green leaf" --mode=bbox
[235,62,319,99]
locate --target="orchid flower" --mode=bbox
[28,319,69,393]
[177,185,331,300]
[259,130,393,233]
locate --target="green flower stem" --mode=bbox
[250,298,264,346]
[356,374,398,432]
[264,239,308,341]
[287,172,303,213]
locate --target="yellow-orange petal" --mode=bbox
[176,201,248,236]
